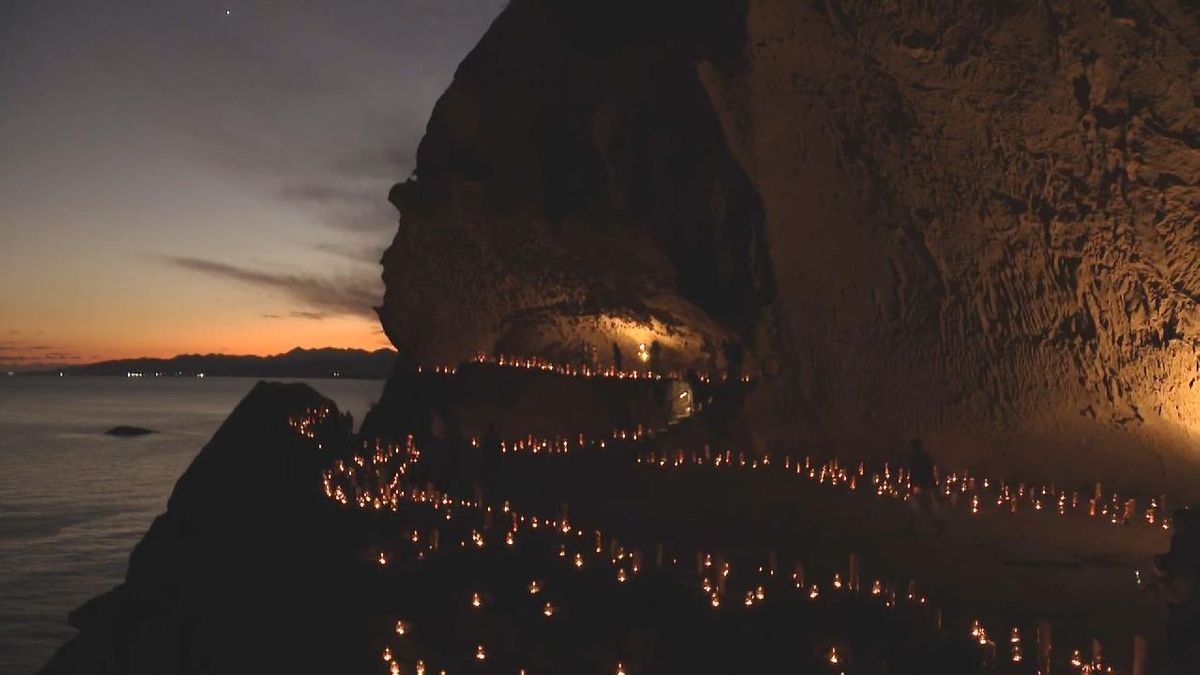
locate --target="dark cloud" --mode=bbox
[0,349,83,366]
[279,180,398,234]
[263,311,327,321]
[0,339,84,369]
[333,143,417,180]
[279,183,365,206]
[313,240,386,265]
[336,204,398,234]
[0,341,63,352]
[165,256,381,319]
[147,5,446,241]
[43,353,82,361]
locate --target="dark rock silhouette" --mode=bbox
[42,382,377,674]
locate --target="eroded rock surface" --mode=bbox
[380,0,770,373]
[380,0,1200,494]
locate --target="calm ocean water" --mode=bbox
[0,376,383,674]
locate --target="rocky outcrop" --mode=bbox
[379,0,771,374]
[379,0,1200,496]
[42,383,377,674]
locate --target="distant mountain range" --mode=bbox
[23,348,397,379]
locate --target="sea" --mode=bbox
[0,375,384,674]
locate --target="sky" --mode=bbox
[0,0,506,368]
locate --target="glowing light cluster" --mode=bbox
[410,352,754,384]
[286,388,1148,675]
[637,449,1173,531]
[471,427,646,456]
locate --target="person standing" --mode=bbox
[907,438,944,534]
[1155,507,1200,673]
[481,422,501,484]
[612,342,623,373]
[685,369,704,413]
[722,340,743,381]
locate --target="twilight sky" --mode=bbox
[0,0,505,368]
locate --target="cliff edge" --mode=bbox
[40,383,374,674]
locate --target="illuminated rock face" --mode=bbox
[380,0,1200,493]
[379,1,770,374]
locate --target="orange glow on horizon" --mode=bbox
[2,313,390,368]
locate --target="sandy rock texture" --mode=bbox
[379,0,1200,495]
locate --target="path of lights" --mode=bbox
[288,404,1133,674]
[409,352,752,384]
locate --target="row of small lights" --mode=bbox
[411,353,753,384]
[443,415,1173,532]
[636,449,1171,531]
[468,427,647,456]
[385,355,1168,532]
[288,405,1123,674]
[471,431,1133,672]
[294,407,899,672]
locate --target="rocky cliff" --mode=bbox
[379,0,1200,496]
[41,383,379,674]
